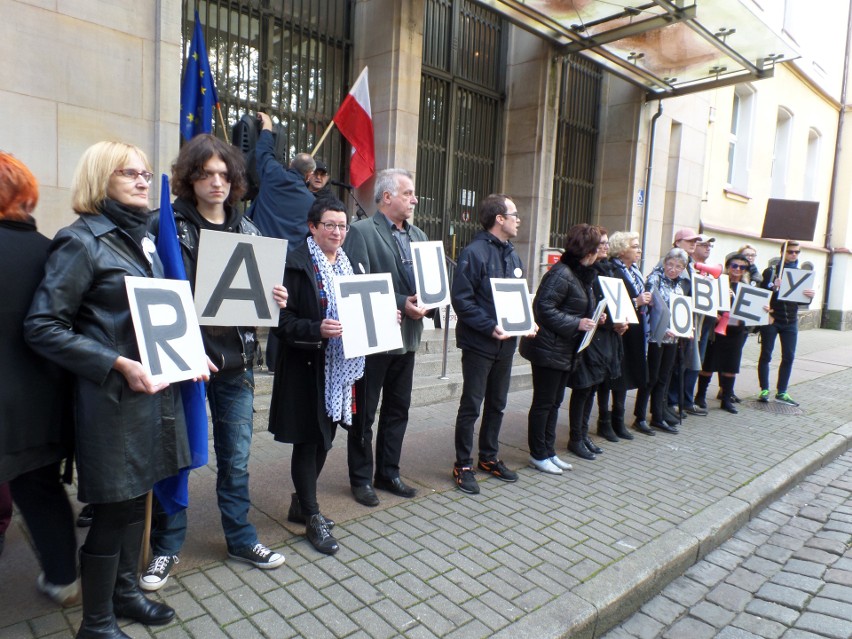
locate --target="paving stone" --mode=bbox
[662,576,710,607]
[689,601,737,627]
[806,595,852,621]
[731,611,788,639]
[755,582,811,609]
[782,559,826,579]
[706,583,752,612]
[742,555,784,578]
[780,628,838,639]
[715,627,763,639]
[726,567,768,593]
[824,568,852,586]
[794,612,852,639]
[620,611,666,639]
[661,616,716,639]
[793,546,842,564]
[820,583,852,604]
[248,609,297,639]
[756,544,796,564]
[770,571,824,594]
[744,598,801,625]
[685,561,730,587]
[640,595,688,626]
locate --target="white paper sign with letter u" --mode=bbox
[490,278,534,336]
[411,241,451,309]
[194,230,288,327]
[125,277,208,385]
[334,273,403,358]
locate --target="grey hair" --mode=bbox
[374,168,413,203]
[608,231,639,259]
[664,247,689,266]
[290,153,316,178]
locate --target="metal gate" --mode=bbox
[550,54,602,249]
[417,0,505,259]
[181,0,353,181]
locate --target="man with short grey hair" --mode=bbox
[343,168,429,507]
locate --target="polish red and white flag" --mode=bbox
[333,67,375,188]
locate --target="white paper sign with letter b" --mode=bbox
[412,241,451,309]
[490,278,534,336]
[194,230,287,327]
[125,277,208,385]
[334,273,403,358]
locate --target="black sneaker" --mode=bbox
[228,543,285,569]
[139,555,179,592]
[477,459,518,483]
[453,466,480,494]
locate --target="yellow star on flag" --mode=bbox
[187,113,195,123]
[200,87,206,95]
[192,52,198,61]
[199,70,204,78]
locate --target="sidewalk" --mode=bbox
[2,329,851,638]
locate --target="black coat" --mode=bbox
[610,258,649,390]
[268,244,335,449]
[25,207,189,503]
[519,259,591,372]
[0,219,73,483]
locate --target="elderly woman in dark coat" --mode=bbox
[520,223,605,474]
[269,198,365,556]
[607,231,652,436]
[25,141,195,638]
[0,152,78,606]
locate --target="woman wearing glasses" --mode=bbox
[694,254,754,413]
[25,142,198,637]
[269,198,365,555]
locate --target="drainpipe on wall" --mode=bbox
[821,1,852,329]
[640,100,664,270]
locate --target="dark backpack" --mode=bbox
[231,114,289,201]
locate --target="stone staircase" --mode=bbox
[250,328,532,431]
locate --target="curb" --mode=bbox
[500,422,852,639]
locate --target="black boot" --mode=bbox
[567,439,595,460]
[287,493,335,529]
[694,375,711,409]
[581,418,602,454]
[77,550,129,639]
[720,376,739,414]
[596,411,619,442]
[112,521,175,626]
[306,514,339,555]
[611,411,634,440]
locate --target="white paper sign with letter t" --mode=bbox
[334,273,403,358]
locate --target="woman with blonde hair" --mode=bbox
[26,141,202,638]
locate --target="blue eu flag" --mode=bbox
[153,174,210,515]
[180,11,219,141]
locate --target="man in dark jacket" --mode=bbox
[450,194,525,494]
[757,241,814,406]
[145,135,286,591]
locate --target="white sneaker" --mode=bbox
[36,573,81,607]
[549,455,573,471]
[529,457,563,474]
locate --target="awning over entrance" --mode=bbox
[477,0,799,97]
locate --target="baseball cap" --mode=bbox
[313,159,328,174]
[673,228,700,244]
[696,234,716,243]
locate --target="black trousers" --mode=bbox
[453,350,513,467]
[347,350,415,485]
[9,461,78,585]
[291,443,330,517]
[527,365,570,461]
[635,342,677,422]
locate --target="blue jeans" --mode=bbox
[151,368,257,555]
[758,322,798,393]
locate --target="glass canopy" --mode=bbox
[477,0,799,96]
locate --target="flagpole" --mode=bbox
[215,104,228,139]
[140,491,152,571]
[311,120,337,157]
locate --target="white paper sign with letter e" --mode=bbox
[669,294,694,338]
[334,273,403,358]
[490,278,534,336]
[598,276,639,324]
[777,268,815,303]
[125,277,208,385]
[729,285,772,326]
[412,241,451,309]
[194,230,287,327]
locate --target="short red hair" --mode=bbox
[0,152,39,221]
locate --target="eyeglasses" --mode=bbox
[786,249,800,254]
[320,222,349,232]
[502,212,521,221]
[113,169,153,184]
[729,264,748,270]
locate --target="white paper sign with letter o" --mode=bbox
[125,277,208,385]
[334,273,403,358]
[669,294,694,338]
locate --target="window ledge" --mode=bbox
[724,187,751,202]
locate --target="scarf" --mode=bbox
[306,237,365,426]
[99,198,150,246]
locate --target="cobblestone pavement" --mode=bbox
[603,450,852,639]
[1,330,851,638]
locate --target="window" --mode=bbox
[726,84,756,193]
[770,107,793,198]
[803,128,821,200]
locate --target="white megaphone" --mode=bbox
[695,262,723,279]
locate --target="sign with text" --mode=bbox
[334,273,403,358]
[412,241,451,309]
[669,294,694,338]
[578,300,607,353]
[691,274,718,317]
[649,289,671,343]
[729,284,772,326]
[717,274,731,312]
[598,276,639,324]
[777,268,815,303]
[194,230,287,327]
[490,278,534,336]
[125,277,208,385]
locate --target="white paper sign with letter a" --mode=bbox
[490,278,534,336]
[412,241,451,309]
[194,230,287,327]
[334,273,403,358]
[125,277,208,385]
